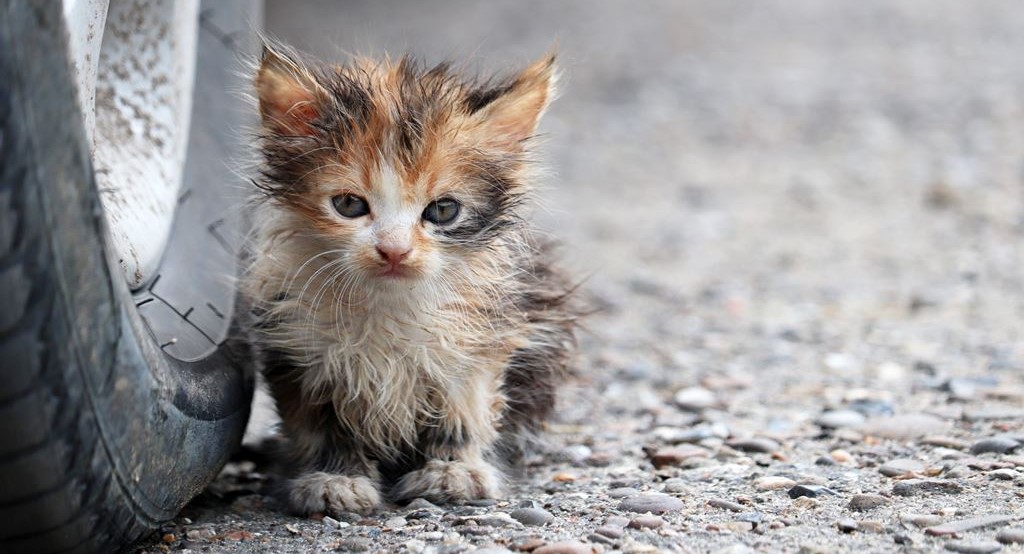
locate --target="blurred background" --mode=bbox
[182,2,1024,551]
[266,0,1024,391]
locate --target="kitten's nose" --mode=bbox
[376,245,411,266]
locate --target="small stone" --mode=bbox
[512,537,546,552]
[674,387,718,411]
[903,513,943,528]
[595,525,624,539]
[788,484,839,499]
[708,498,746,512]
[894,533,914,545]
[830,449,852,463]
[859,413,949,440]
[926,515,1014,536]
[161,533,176,543]
[970,438,1021,455]
[662,478,689,493]
[756,476,796,491]
[510,508,554,527]
[815,456,836,466]
[551,472,577,482]
[922,436,971,450]
[649,445,712,468]
[628,515,666,529]
[943,540,1003,553]
[721,521,754,533]
[837,519,859,533]
[284,524,300,535]
[587,533,616,546]
[459,513,520,528]
[605,516,630,527]
[607,487,639,498]
[620,493,683,514]
[892,479,964,496]
[858,521,886,533]
[727,438,781,454]
[996,529,1024,545]
[322,516,343,531]
[879,458,926,477]
[417,531,444,541]
[533,541,593,554]
[557,445,593,465]
[817,410,866,429]
[384,516,408,529]
[405,498,443,512]
[989,469,1018,481]
[848,494,890,511]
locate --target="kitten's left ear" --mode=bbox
[470,54,557,149]
[256,43,326,136]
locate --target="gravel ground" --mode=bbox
[139,1,1024,552]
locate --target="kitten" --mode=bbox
[244,43,577,515]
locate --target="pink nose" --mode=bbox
[376,245,411,266]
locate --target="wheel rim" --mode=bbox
[63,0,199,289]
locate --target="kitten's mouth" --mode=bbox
[378,265,414,279]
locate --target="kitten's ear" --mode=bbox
[471,54,557,149]
[256,44,324,136]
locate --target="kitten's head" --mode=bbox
[254,44,556,291]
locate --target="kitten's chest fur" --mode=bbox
[264,273,516,459]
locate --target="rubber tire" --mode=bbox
[0,3,255,553]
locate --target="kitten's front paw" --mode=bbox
[288,471,381,515]
[394,459,503,504]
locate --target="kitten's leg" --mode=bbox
[394,383,505,503]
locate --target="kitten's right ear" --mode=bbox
[256,44,324,136]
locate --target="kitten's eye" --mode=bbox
[422,198,461,225]
[331,194,370,218]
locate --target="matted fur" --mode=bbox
[245,42,577,514]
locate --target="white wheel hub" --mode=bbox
[63,0,199,288]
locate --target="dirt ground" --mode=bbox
[139,1,1024,552]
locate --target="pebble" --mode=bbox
[607,487,640,498]
[923,436,971,450]
[756,476,796,491]
[892,479,964,496]
[970,438,1020,455]
[847,399,895,417]
[837,519,859,533]
[879,458,926,477]
[903,513,943,528]
[674,387,718,411]
[996,529,1024,545]
[533,541,594,554]
[788,485,839,499]
[815,456,836,466]
[605,516,630,527]
[405,498,443,511]
[595,525,624,539]
[662,478,689,493]
[926,515,1014,536]
[628,515,666,529]
[649,445,712,468]
[417,532,444,541]
[817,410,866,429]
[859,413,949,440]
[510,508,554,527]
[620,493,684,514]
[848,494,890,511]
[727,438,781,454]
[384,516,407,529]
[943,540,1003,553]
[989,468,1018,481]
[830,449,852,463]
[558,445,593,465]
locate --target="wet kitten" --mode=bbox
[245,43,577,515]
